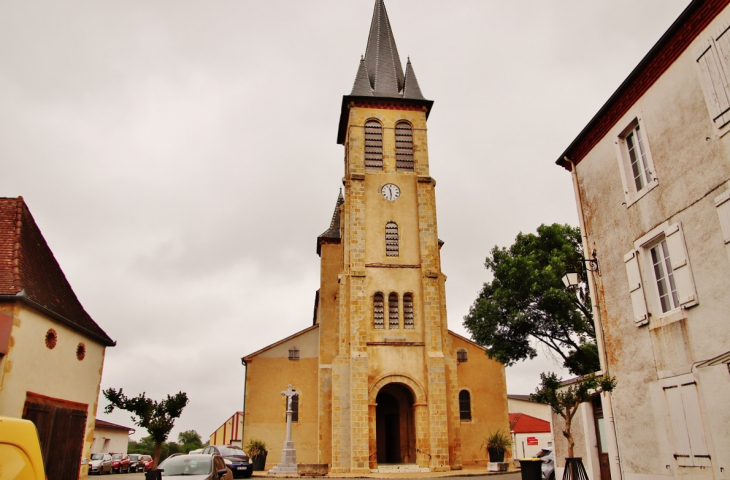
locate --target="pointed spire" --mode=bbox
[350,55,374,96]
[363,0,405,98]
[403,58,425,100]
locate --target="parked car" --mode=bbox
[189,448,204,455]
[110,453,131,474]
[0,416,46,480]
[89,453,113,475]
[201,446,252,479]
[141,454,154,471]
[537,448,555,480]
[158,453,232,479]
[128,453,146,472]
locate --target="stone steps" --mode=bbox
[371,464,430,473]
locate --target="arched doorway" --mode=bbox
[375,383,415,464]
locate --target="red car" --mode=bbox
[110,453,131,474]
[140,455,154,471]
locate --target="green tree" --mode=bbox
[103,389,189,468]
[532,372,616,458]
[463,223,599,375]
[178,430,203,453]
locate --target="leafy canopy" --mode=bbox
[103,389,189,444]
[463,223,599,375]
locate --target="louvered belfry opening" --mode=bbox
[388,293,399,328]
[374,293,385,329]
[403,293,414,329]
[365,120,384,169]
[395,122,414,171]
[385,222,399,256]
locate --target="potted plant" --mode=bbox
[483,429,511,463]
[244,438,268,471]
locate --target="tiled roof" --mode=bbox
[95,419,135,432]
[509,413,551,434]
[317,190,344,255]
[0,197,114,346]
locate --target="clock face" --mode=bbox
[381,184,400,201]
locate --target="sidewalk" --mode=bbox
[252,464,520,479]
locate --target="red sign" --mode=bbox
[527,437,539,446]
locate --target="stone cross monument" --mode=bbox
[268,384,299,474]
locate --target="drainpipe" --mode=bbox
[241,357,248,446]
[563,157,623,480]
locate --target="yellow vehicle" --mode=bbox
[0,416,46,480]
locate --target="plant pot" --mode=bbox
[251,453,267,471]
[487,447,505,463]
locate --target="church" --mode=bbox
[241,1,509,473]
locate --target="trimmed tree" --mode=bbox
[532,372,616,458]
[103,388,189,468]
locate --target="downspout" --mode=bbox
[241,357,248,447]
[563,157,623,480]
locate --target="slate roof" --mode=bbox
[509,413,551,434]
[0,197,115,346]
[338,0,433,144]
[316,190,344,255]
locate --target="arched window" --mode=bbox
[395,121,414,171]
[459,390,472,421]
[285,394,300,423]
[385,222,399,257]
[457,348,468,363]
[403,293,414,329]
[364,120,383,169]
[388,293,399,329]
[288,346,300,360]
[373,293,385,329]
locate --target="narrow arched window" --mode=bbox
[285,394,300,423]
[385,222,399,257]
[459,390,472,421]
[403,293,414,329]
[457,348,468,363]
[364,120,383,169]
[374,293,385,329]
[288,346,299,360]
[388,293,399,329]
[395,121,414,171]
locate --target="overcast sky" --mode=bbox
[0,0,691,442]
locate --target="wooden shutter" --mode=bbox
[680,382,711,467]
[714,188,730,262]
[388,293,399,329]
[373,293,384,329]
[364,120,383,169]
[23,401,53,464]
[664,385,694,466]
[624,250,648,326]
[696,34,730,129]
[385,222,399,257]
[395,122,414,171]
[403,293,414,329]
[664,223,698,308]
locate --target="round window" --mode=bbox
[45,329,57,349]
[76,343,86,361]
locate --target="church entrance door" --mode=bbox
[375,384,415,464]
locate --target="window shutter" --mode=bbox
[680,383,711,467]
[624,250,648,326]
[373,293,385,329]
[364,120,383,169]
[664,385,694,467]
[714,189,730,264]
[696,37,730,129]
[664,223,698,308]
[395,122,414,171]
[388,293,399,329]
[403,293,414,329]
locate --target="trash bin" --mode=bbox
[520,459,542,480]
[145,470,163,480]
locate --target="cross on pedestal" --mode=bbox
[268,384,299,474]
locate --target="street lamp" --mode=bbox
[561,251,599,288]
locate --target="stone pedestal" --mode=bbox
[488,462,509,472]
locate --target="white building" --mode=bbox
[91,419,135,454]
[554,1,730,480]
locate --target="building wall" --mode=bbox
[568,6,730,480]
[209,412,243,447]
[91,426,129,454]
[243,327,319,468]
[0,302,106,480]
[450,333,510,466]
[512,432,552,459]
[508,398,551,423]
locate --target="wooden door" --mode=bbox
[592,397,611,480]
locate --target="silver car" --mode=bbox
[158,453,232,479]
[537,448,555,480]
[88,453,112,475]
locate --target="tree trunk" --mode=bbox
[565,416,574,458]
[153,442,163,469]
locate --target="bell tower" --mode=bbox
[325,0,462,473]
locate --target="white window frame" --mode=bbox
[625,221,698,327]
[615,116,659,207]
[661,374,711,468]
[695,23,730,137]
